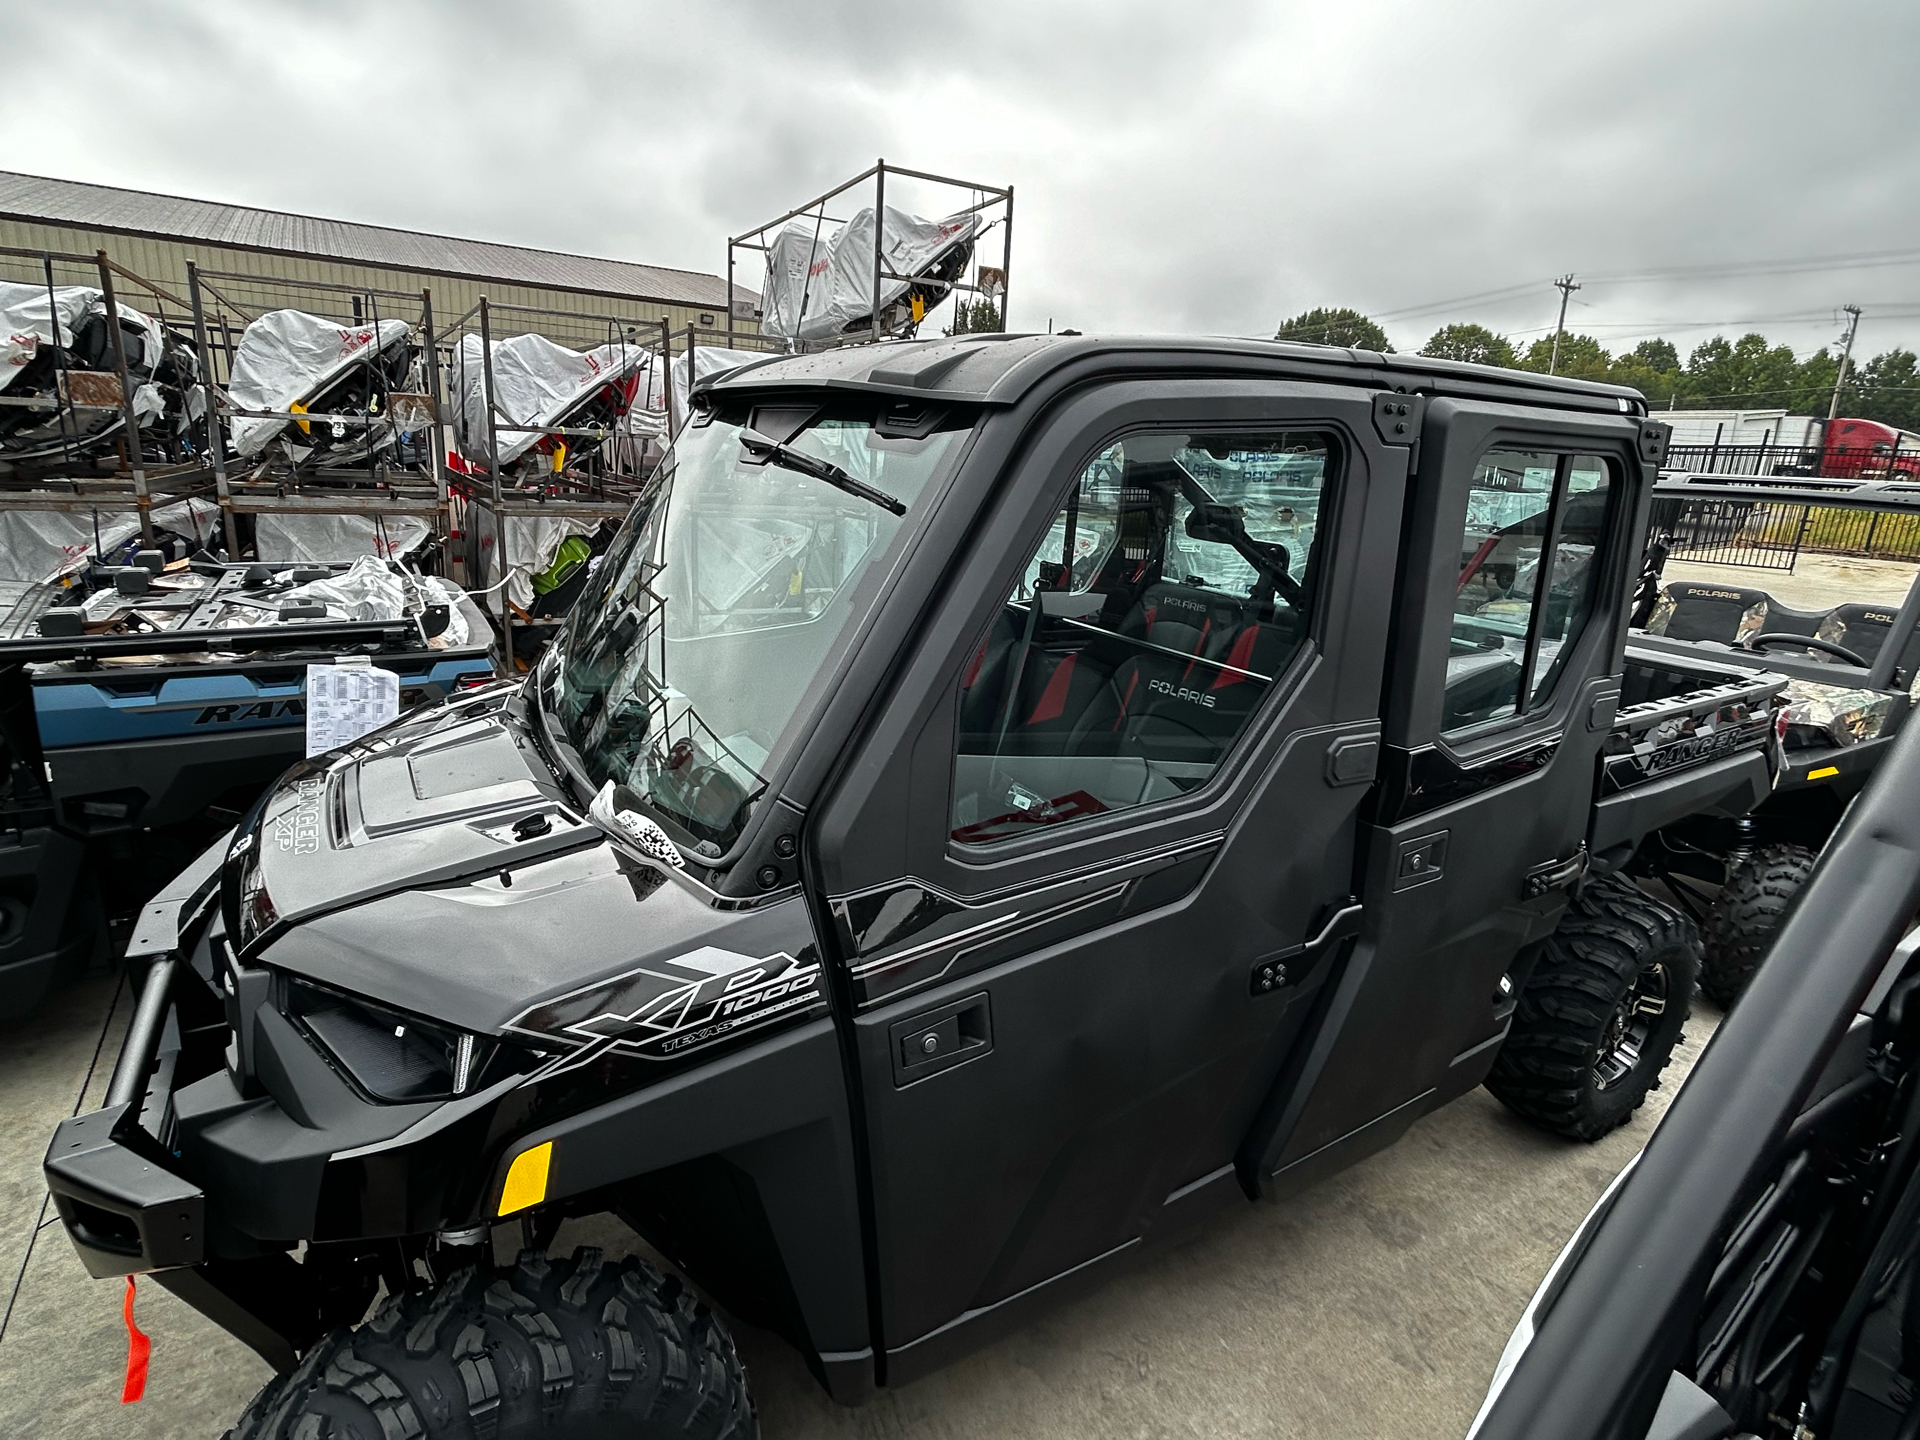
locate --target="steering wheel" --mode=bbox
[1743,632,1872,668]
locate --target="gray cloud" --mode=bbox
[5,0,1918,362]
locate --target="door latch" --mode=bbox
[889,992,992,1087]
[1522,843,1589,899]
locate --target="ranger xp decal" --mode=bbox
[507,944,823,1073]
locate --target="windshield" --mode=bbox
[550,404,964,853]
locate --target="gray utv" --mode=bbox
[48,335,1786,1437]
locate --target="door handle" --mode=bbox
[889,992,993,1087]
[1250,901,1363,995]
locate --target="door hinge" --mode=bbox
[1371,392,1427,455]
[1250,901,1363,996]
[1522,843,1589,899]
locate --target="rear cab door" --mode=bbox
[811,375,1412,1380]
[1246,398,1662,1192]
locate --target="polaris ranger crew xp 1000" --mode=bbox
[49,335,1782,1438]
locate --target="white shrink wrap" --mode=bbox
[253,512,431,563]
[227,311,412,457]
[761,206,981,344]
[447,333,647,468]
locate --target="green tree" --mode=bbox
[1853,349,1920,432]
[944,297,1003,336]
[1420,323,1515,368]
[1517,333,1613,382]
[1627,339,1681,374]
[1683,333,1804,408]
[1275,307,1392,351]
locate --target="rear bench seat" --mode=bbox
[1648,583,1916,674]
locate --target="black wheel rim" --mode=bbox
[1594,960,1670,1092]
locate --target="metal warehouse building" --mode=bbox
[0,169,753,340]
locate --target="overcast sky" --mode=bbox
[6,0,1919,364]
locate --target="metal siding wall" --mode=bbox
[0,218,755,348]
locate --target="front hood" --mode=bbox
[244,687,821,1039]
[246,686,579,931]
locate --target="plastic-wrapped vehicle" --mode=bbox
[1469,711,1920,1440]
[761,206,983,345]
[0,282,200,471]
[227,310,425,472]
[1629,474,1920,1002]
[446,331,649,479]
[0,555,493,1019]
[46,335,1793,1437]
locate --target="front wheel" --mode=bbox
[227,1247,755,1440]
[1486,874,1700,1142]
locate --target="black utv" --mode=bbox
[48,335,1783,1437]
[1468,700,1920,1440]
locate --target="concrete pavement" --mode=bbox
[0,971,1715,1439]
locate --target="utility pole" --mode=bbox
[1828,304,1863,422]
[1548,275,1581,375]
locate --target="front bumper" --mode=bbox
[46,1101,204,1279]
[43,836,507,1281]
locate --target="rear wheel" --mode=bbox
[227,1246,755,1440]
[1701,843,1816,1008]
[1486,874,1700,1142]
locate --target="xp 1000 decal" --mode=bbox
[507,944,824,1072]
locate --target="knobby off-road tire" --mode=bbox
[226,1247,755,1440]
[1486,874,1701,1142]
[1701,843,1817,1008]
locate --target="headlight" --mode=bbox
[283,978,539,1102]
[234,842,277,950]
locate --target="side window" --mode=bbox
[1445,450,1615,733]
[950,429,1337,844]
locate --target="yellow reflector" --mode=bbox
[499,1141,552,1216]
[288,399,310,436]
[1807,765,1841,781]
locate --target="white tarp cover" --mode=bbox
[1,283,171,401]
[447,333,648,468]
[466,503,580,611]
[1,284,100,393]
[614,346,773,470]
[761,206,982,344]
[228,311,412,458]
[0,497,221,584]
[253,512,432,563]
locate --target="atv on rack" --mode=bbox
[48,335,1788,1436]
[226,309,429,474]
[1627,473,1920,1003]
[0,555,493,1019]
[0,282,200,474]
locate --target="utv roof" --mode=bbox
[696,333,1650,415]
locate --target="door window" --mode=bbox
[1445,450,1614,733]
[950,430,1336,844]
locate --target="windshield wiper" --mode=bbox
[738,428,907,516]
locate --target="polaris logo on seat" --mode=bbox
[1149,678,1216,708]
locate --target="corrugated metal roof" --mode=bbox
[0,170,751,309]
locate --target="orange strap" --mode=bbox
[121,1275,150,1403]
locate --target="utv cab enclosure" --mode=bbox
[50,335,1763,1437]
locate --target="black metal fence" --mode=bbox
[1650,496,1920,571]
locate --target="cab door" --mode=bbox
[1246,400,1658,1194]
[810,379,1409,1383]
